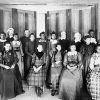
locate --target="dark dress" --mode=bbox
[20,36,29,80]
[0,50,23,99]
[59,39,70,53]
[25,40,35,78]
[6,37,14,43]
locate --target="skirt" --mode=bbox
[51,65,62,88]
[0,66,23,99]
[59,68,82,100]
[16,52,24,77]
[87,71,100,100]
[27,67,46,87]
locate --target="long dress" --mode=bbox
[50,50,62,90]
[0,50,23,99]
[59,51,83,100]
[87,53,100,100]
[11,40,24,77]
[27,52,48,87]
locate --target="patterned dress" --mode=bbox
[50,51,62,89]
[0,50,23,99]
[11,40,24,77]
[59,51,83,100]
[27,52,47,87]
[87,53,100,100]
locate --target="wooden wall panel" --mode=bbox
[12,8,18,33]
[3,10,12,34]
[0,10,4,33]
[18,11,25,37]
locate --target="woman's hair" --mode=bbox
[29,33,35,38]
[88,29,94,34]
[0,32,6,36]
[40,32,45,36]
[68,41,76,51]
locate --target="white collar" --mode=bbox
[0,39,6,42]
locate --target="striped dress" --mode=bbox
[50,51,62,89]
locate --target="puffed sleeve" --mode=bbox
[77,52,83,69]
[63,53,68,67]
[89,53,95,70]
[13,51,19,65]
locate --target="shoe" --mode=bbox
[36,87,43,97]
[51,89,55,96]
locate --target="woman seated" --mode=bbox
[87,44,100,100]
[0,42,24,100]
[59,42,83,100]
[27,44,48,97]
[50,43,63,96]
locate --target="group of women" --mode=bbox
[0,28,100,100]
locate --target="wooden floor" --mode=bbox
[8,82,92,100]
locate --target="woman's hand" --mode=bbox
[5,65,10,69]
[10,64,15,69]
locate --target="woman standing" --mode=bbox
[0,42,23,100]
[11,33,24,77]
[6,28,14,43]
[50,43,63,96]
[59,43,83,100]
[27,44,48,97]
[87,44,100,100]
[82,30,97,80]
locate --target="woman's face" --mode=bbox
[25,30,30,37]
[14,35,18,41]
[90,31,94,37]
[4,44,11,51]
[8,30,14,37]
[52,34,56,40]
[70,45,76,52]
[97,46,100,54]
[56,45,61,51]
[40,34,45,39]
[30,35,35,41]
[0,34,6,40]
[37,45,43,52]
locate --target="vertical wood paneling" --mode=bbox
[4,11,12,34]
[49,12,56,33]
[46,11,50,37]
[91,5,97,38]
[0,10,4,33]
[56,12,59,37]
[71,9,79,39]
[18,11,25,37]
[66,9,71,40]
[58,10,66,36]
[83,8,91,35]
[28,13,33,33]
[12,8,18,33]
[25,13,28,30]
[79,10,83,35]
[34,11,36,37]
